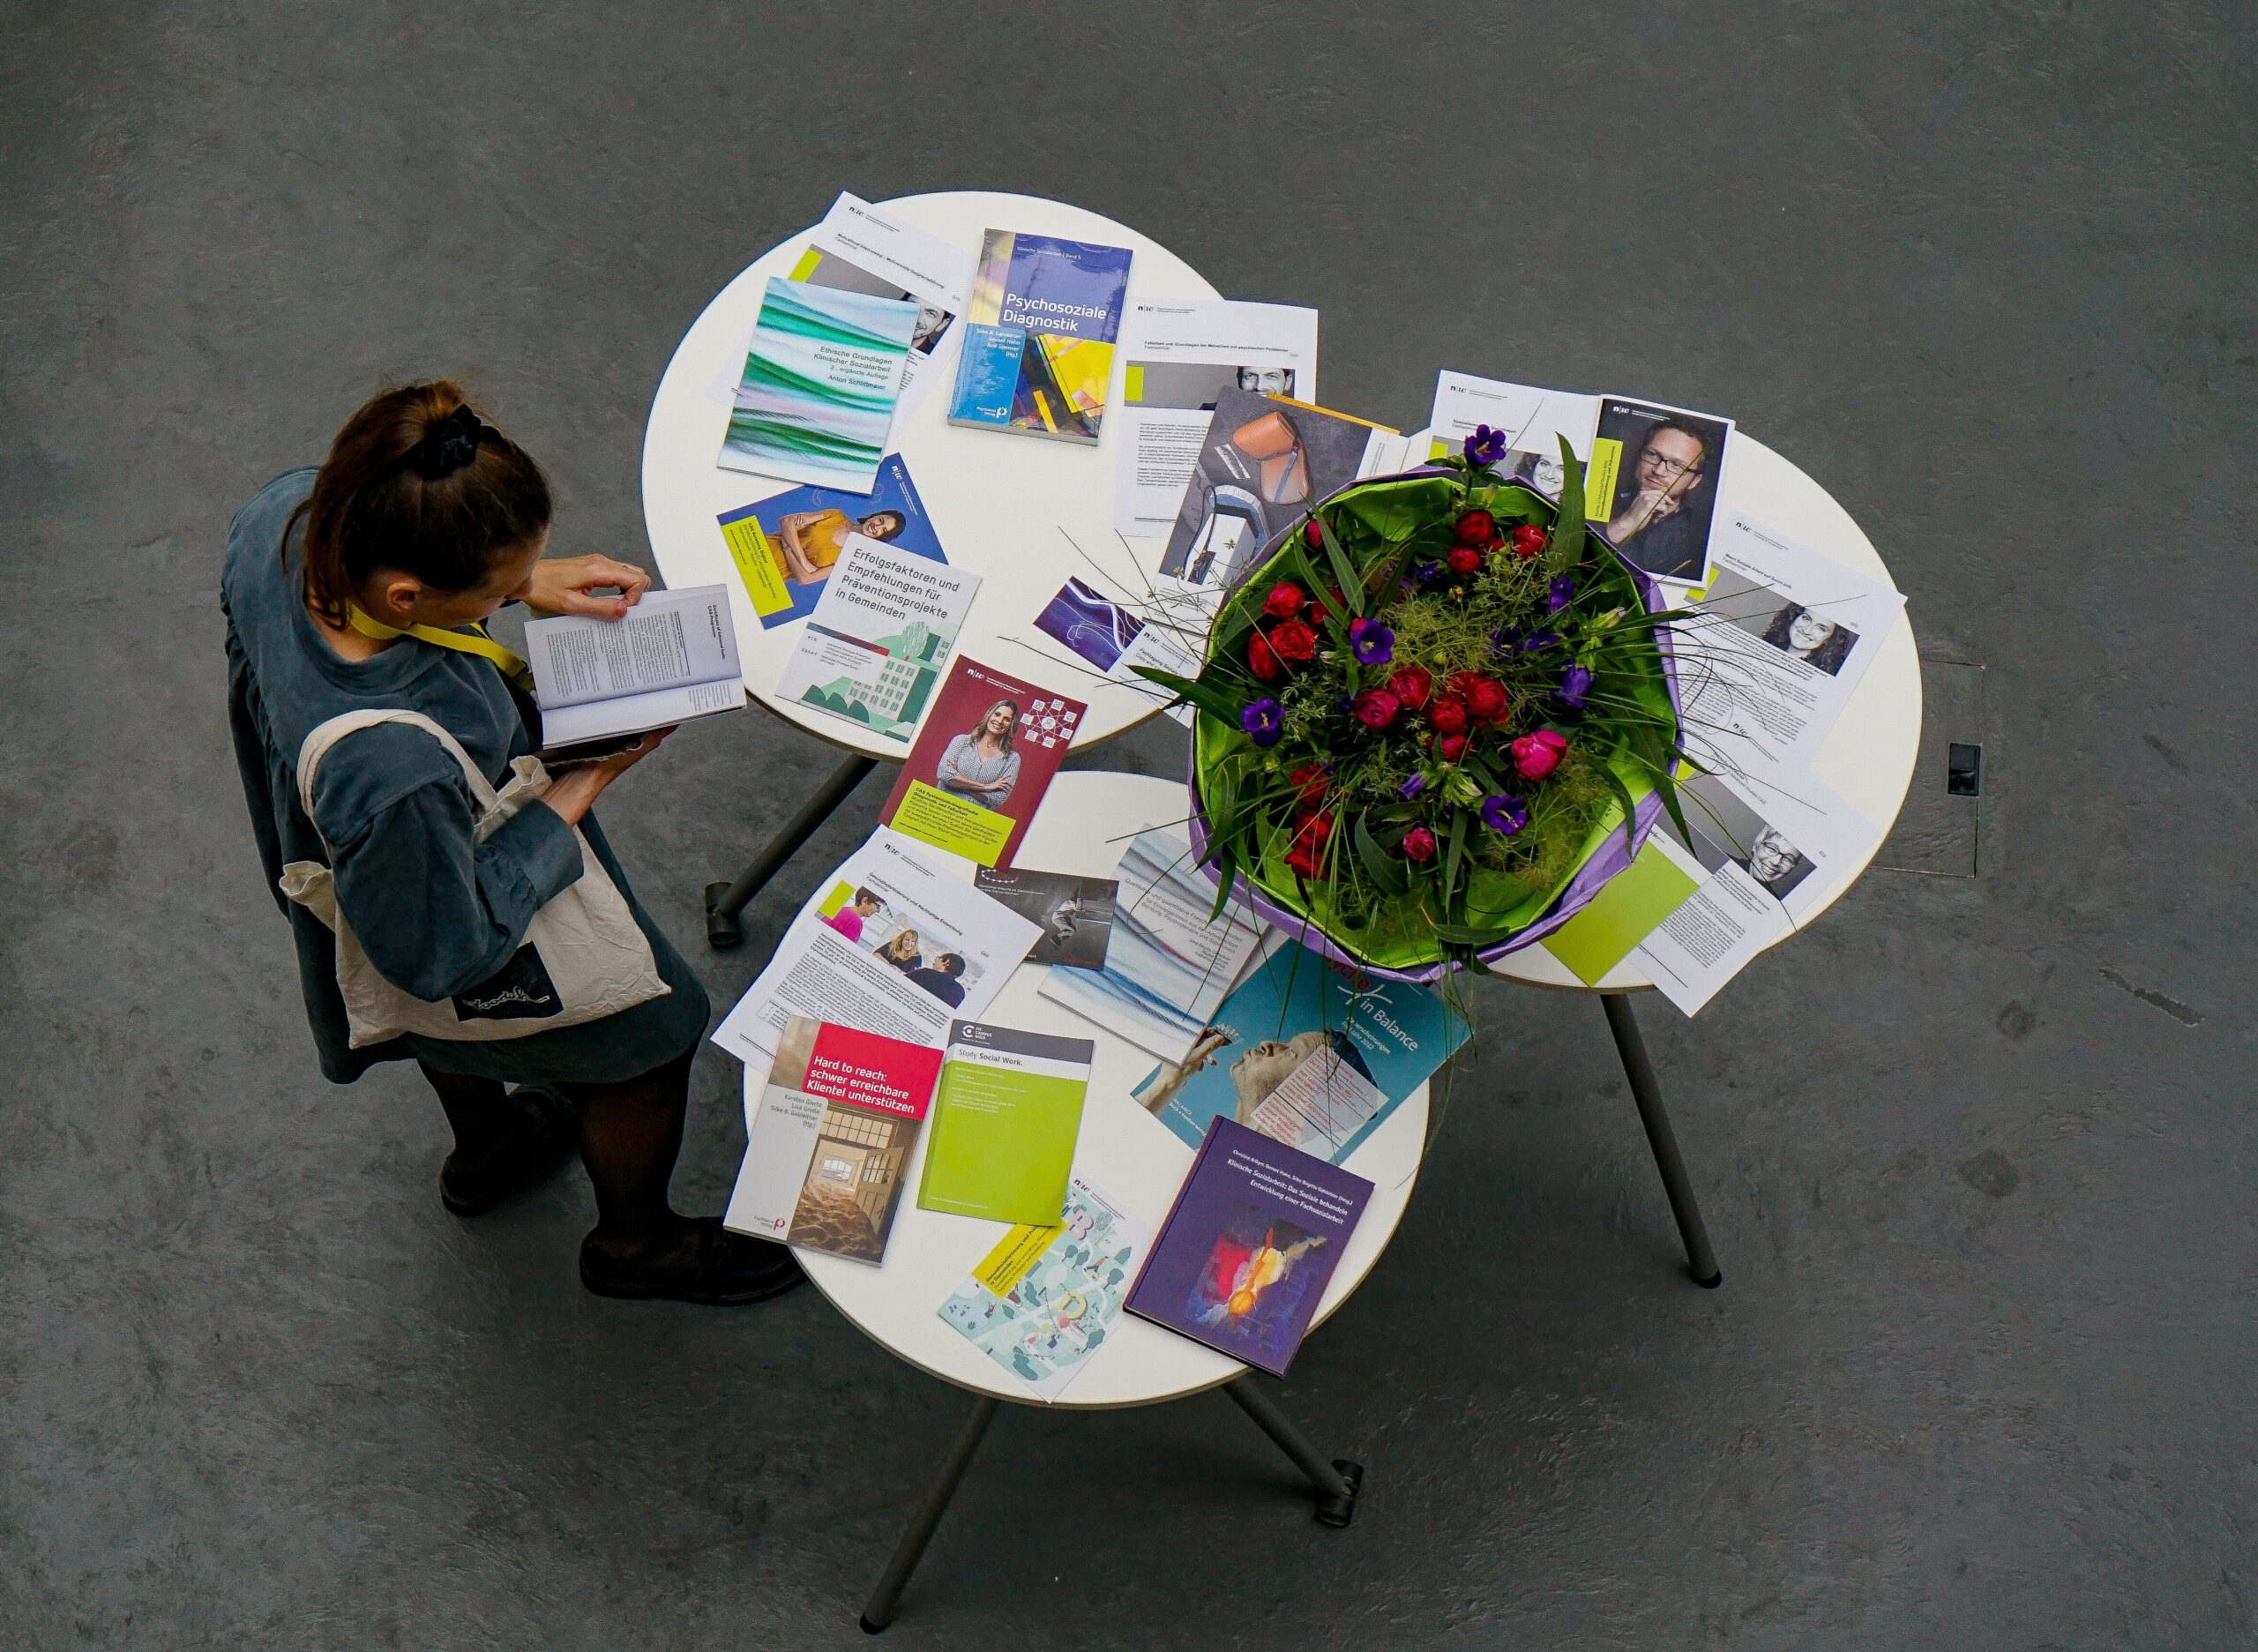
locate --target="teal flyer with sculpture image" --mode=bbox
[719,277,918,492]
[1130,943,1469,1165]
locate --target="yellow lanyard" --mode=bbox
[346,605,535,694]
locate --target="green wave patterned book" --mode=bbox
[720,276,918,492]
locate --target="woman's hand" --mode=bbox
[524,554,653,620]
[541,727,675,826]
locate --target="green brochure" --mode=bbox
[916,1022,1093,1225]
[1541,836,1701,985]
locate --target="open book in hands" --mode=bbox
[522,583,745,760]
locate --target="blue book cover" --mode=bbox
[948,229,1133,445]
[715,455,945,631]
[1125,1118,1372,1376]
[1130,942,1469,1165]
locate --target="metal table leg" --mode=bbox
[704,753,879,948]
[859,1394,999,1633]
[1222,1375,1365,1527]
[1600,992,1723,1288]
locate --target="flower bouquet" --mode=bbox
[1138,427,1691,983]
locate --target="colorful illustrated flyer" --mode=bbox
[722,1014,945,1266]
[876,658,1084,866]
[719,277,918,492]
[1130,942,1469,1165]
[715,455,945,631]
[937,1176,1151,1401]
[772,534,981,742]
[1125,1118,1371,1378]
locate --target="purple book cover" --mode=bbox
[1125,1118,1373,1376]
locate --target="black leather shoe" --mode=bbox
[579,1218,806,1305]
[440,1086,579,1217]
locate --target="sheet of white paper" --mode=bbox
[1038,825,1270,1064]
[524,584,740,708]
[1112,299,1320,538]
[1626,830,1794,1016]
[1672,512,1908,778]
[710,828,1040,1068]
[1425,371,1602,493]
[1672,765,1875,927]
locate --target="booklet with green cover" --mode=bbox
[916,1021,1092,1225]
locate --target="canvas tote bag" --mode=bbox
[278,708,669,1047]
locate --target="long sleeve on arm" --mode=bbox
[314,723,584,1003]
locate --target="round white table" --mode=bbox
[640,191,1219,946]
[764,773,1428,1627]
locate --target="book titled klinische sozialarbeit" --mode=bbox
[946,229,1133,445]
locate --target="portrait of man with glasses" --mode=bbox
[1596,399,1733,580]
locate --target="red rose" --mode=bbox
[1311,587,1347,624]
[1401,826,1438,863]
[1387,666,1432,710]
[1512,729,1569,781]
[1511,523,1550,558]
[1438,734,1469,762]
[1428,696,1469,736]
[1267,617,1319,662]
[1454,510,1499,547]
[1447,543,1484,577]
[1351,689,1401,730]
[1264,581,1306,619]
[1304,518,1327,549]
[1288,763,1330,805]
[1247,632,1281,682]
[1285,811,1335,878]
[1447,672,1509,722]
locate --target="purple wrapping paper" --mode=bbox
[1185,467,1686,985]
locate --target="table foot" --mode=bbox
[1600,992,1723,1288]
[705,753,880,949]
[1222,1375,1363,1527]
[858,1394,998,1633]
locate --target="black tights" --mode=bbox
[419,1049,697,1257]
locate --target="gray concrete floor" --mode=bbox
[3,4,2250,1647]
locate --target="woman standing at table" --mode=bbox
[223,380,799,1307]
[933,699,1021,810]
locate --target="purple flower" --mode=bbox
[1349,617,1394,666]
[1413,558,1443,584]
[1240,698,1284,747]
[1521,628,1561,654]
[1558,664,1593,709]
[1463,423,1507,467]
[1490,625,1521,657]
[1398,773,1426,801]
[1548,574,1577,615]
[1480,792,1529,834]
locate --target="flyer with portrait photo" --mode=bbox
[876,659,1086,868]
[1587,396,1735,587]
[710,827,1041,1069]
[714,454,946,631]
[789,191,975,437]
[1424,370,1601,500]
[1673,512,1907,777]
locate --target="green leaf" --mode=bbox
[1595,759,1641,859]
[1545,436,1588,573]
[1207,845,1238,922]
[1353,812,1409,896]
[1312,514,1366,619]
[1442,806,1468,906]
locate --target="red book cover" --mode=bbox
[878,657,1087,868]
[781,1021,945,1265]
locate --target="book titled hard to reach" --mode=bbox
[1125,1118,1372,1377]
[946,229,1133,445]
[723,1015,945,1266]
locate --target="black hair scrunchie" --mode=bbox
[407,404,489,480]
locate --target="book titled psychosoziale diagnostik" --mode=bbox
[946,229,1133,445]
